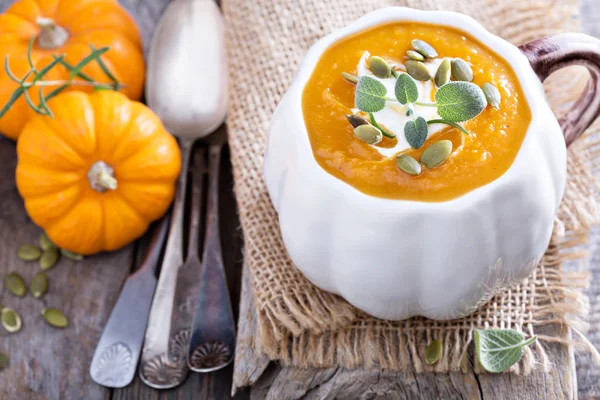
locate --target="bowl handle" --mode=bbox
[519,33,600,147]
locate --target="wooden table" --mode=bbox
[0,0,597,399]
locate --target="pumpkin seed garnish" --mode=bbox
[30,272,49,298]
[354,124,382,145]
[5,273,27,297]
[0,353,8,370]
[39,233,56,251]
[482,82,501,109]
[40,247,59,270]
[42,308,68,329]
[425,339,443,365]
[434,59,451,87]
[396,154,421,176]
[451,58,473,82]
[341,72,359,84]
[411,39,438,58]
[17,244,41,261]
[1,308,22,333]
[406,50,424,61]
[368,56,392,79]
[421,140,453,168]
[406,60,431,81]
[345,114,369,128]
[60,249,83,261]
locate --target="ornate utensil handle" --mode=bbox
[519,33,600,146]
[187,143,236,372]
[139,139,193,389]
[89,215,170,388]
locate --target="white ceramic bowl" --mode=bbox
[264,7,568,320]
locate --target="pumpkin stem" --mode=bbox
[36,17,69,49]
[88,161,118,193]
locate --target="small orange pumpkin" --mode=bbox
[16,90,181,255]
[0,0,144,140]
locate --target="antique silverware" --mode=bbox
[140,0,228,388]
[89,215,170,388]
[188,129,236,372]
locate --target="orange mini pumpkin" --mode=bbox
[0,0,144,140]
[16,90,181,255]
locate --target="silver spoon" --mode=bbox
[89,215,170,388]
[139,0,227,389]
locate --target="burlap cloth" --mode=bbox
[224,0,600,373]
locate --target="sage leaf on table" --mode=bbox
[394,73,419,105]
[404,116,428,149]
[474,329,537,373]
[355,76,388,113]
[435,81,487,122]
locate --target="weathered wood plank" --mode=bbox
[0,138,133,399]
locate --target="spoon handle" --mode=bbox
[89,215,170,388]
[139,140,193,389]
[188,143,236,372]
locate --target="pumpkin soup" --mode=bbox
[301,22,531,201]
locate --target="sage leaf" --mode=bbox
[474,329,537,373]
[435,82,487,123]
[355,76,387,113]
[404,116,428,149]
[394,73,419,105]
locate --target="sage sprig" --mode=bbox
[474,329,537,373]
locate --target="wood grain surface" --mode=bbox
[0,0,597,399]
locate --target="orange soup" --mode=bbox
[301,22,531,201]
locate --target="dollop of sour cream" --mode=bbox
[353,52,445,157]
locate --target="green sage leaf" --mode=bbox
[355,76,388,113]
[435,82,487,123]
[404,116,428,149]
[394,73,419,105]
[474,329,537,373]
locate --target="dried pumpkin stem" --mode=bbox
[87,161,117,193]
[36,17,69,50]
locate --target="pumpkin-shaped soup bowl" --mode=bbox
[264,7,600,320]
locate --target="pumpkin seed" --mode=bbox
[40,248,59,270]
[354,125,382,145]
[426,339,443,365]
[434,59,451,87]
[0,353,8,370]
[341,72,359,84]
[406,60,431,81]
[367,56,392,79]
[421,140,453,168]
[1,308,22,333]
[482,82,501,109]
[451,58,473,82]
[346,114,369,128]
[411,39,438,58]
[60,249,83,261]
[39,233,56,251]
[42,308,68,329]
[30,272,48,298]
[5,273,26,297]
[406,50,424,61]
[17,244,41,261]
[396,154,421,176]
